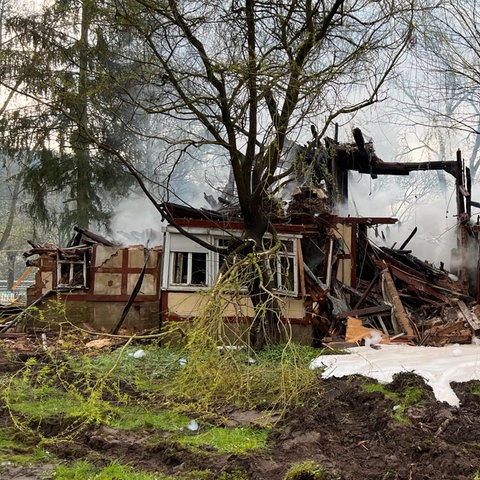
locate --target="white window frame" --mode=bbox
[163,227,213,291]
[162,226,300,296]
[273,239,297,295]
[170,251,208,287]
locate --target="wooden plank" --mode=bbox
[457,300,480,332]
[381,264,415,338]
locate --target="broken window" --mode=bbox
[171,251,207,286]
[56,247,89,289]
[275,240,297,294]
[260,237,298,295]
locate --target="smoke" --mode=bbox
[347,171,458,267]
[109,195,165,246]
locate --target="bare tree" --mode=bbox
[102,0,423,348]
[390,0,480,181]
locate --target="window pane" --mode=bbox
[279,256,295,291]
[173,252,188,284]
[191,252,207,285]
[282,240,294,253]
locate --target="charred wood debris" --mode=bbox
[277,183,480,348]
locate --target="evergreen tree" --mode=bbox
[0,0,137,234]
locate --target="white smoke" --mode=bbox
[109,195,165,247]
[347,171,458,268]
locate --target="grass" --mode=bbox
[50,460,251,479]
[0,426,54,467]
[283,461,332,480]
[0,340,318,467]
[50,460,212,479]
[361,381,423,425]
[178,426,270,454]
[468,381,480,397]
[108,406,191,431]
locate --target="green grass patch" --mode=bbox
[283,460,331,480]
[5,379,117,431]
[52,460,169,479]
[468,381,480,397]
[178,426,269,454]
[2,356,119,439]
[1,341,323,442]
[51,459,226,479]
[0,427,21,451]
[362,381,423,425]
[7,385,84,420]
[0,427,55,468]
[109,406,191,431]
[85,345,186,380]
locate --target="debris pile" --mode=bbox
[314,239,480,348]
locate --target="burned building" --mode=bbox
[11,129,480,347]
[21,228,162,332]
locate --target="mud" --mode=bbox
[1,357,480,479]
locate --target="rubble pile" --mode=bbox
[315,240,480,348]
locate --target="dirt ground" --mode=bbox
[1,359,480,479]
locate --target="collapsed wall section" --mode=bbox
[25,244,163,332]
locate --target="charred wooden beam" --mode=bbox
[381,263,415,338]
[73,226,117,246]
[326,133,459,179]
[353,271,381,309]
[335,304,392,320]
[399,226,417,251]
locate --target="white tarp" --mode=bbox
[310,344,480,406]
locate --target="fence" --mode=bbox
[0,248,35,305]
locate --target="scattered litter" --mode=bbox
[187,419,199,431]
[41,333,48,351]
[133,349,145,359]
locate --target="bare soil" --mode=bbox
[1,358,480,479]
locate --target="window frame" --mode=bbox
[56,247,89,289]
[170,251,208,287]
[162,227,300,296]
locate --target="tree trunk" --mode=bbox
[241,205,283,350]
[0,175,21,251]
[73,0,92,229]
[249,266,283,350]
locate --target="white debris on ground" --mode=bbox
[310,344,480,407]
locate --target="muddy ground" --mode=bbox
[1,359,480,479]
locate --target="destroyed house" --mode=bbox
[18,128,480,346]
[23,228,163,332]
[22,203,403,344]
